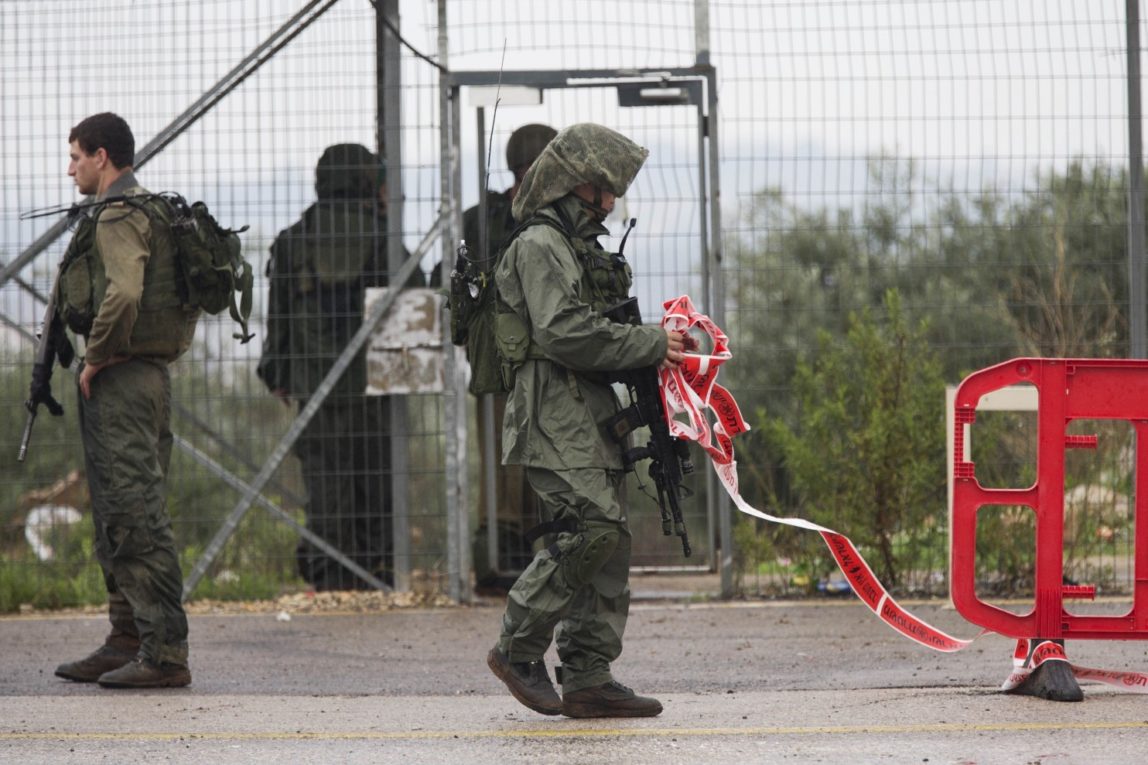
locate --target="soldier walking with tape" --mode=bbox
[485,123,686,718]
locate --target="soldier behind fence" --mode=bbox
[485,123,687,718]
[53,112,199,688]
[258,144,416,591]
[465,123,558,596]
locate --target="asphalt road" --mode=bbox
[3,596,1148,764]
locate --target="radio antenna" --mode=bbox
[483,38,507,201]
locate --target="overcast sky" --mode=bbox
[1,0,1141,346]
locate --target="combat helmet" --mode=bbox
[511,123,648,222]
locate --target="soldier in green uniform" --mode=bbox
[486,123,686,718]
[258,144,408,591]
[465,123,557,595]
[53,113,200,688]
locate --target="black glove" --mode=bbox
[27,361,64,417]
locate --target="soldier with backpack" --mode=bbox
[52,113,199,688]
[484,123,687,718]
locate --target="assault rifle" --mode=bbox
[604,297,694,557]
[18,216,77,462]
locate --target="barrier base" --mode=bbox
[1004,639,1083,702]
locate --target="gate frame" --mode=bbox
[439,62,728,592]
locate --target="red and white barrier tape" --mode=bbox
[1002,639,1148,693]
[657,294,971,652]
[656,295,1148,688]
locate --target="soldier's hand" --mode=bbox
[661,330,686,370]
[27,362,64,417]
[79,355,130,400]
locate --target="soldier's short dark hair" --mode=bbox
[506,124,557,180]
[69,113,135,169]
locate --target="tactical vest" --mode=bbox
[57,196,195,358]
[286,202,379,293]
[493,211,634,390]
[260,201,380,399]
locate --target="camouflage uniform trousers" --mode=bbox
[497,467,631,694]
[77,357,189,667]
[294,393,392,590]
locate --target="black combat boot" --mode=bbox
[97,658,192,689]
[562,680,663,718]
[487,647,562,715]
[55,641,138,683]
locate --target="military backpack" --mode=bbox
[57,192,254,343]
[162,193,254,342]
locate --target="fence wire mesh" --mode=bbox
[0,0,1144,610]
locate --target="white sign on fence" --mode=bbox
[365,287,444,395]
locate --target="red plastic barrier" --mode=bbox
[951,358,1148,639]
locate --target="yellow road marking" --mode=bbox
[2,720,1146,742]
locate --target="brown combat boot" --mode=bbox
[97,658,191,689]
[487,647,562,715]
[55,643,138,683]
[562,680,663,718]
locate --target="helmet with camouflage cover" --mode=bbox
[511,123,648,221]
[315,143,380,200]
[505,123,558,177]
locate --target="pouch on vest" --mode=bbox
[56,214,104,335]
[494,308,531,391]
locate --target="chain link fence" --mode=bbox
[1,0,1144,610]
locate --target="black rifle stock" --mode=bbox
[19,246,75,462]
[604,297,694,557]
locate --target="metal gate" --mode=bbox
[440,62,728,580]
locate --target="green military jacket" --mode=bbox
[496,195,667,470]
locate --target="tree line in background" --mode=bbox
[726,156,1134,596]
